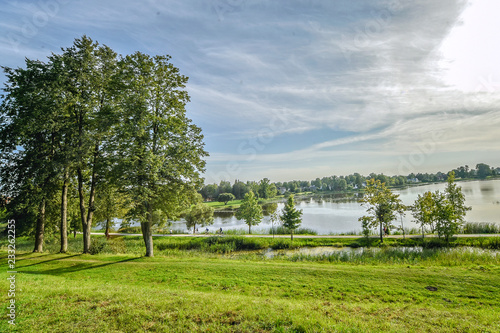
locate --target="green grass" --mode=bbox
[204,200,243,210]
[1,247,499,332]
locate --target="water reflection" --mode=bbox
[173,180,500,234]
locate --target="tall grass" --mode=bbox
[272,226,317,235]
[286,247,500,265]
[462,222,500,234]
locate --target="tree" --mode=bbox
[200,184,218,201]
[235,191,262,234]
[232,180,249,199]
[436,171,471,241]
[113,52,207,257]
[218,193,235,205]
[52,36,120,253]
[258,178,272,199]
[280,195,303,241]
[476,163,492,179]
[120,53,204,253]
[94,184,130,239]
[0,57,63,252]
[358,179,405,242]
[411,172,471,242]
[185,203,214,234]
[411,191,437,238]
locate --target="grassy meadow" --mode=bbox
[1,235,499,332]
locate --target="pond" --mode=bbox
[170,179,500,235]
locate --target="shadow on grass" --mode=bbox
[20,256,141,276]
[16,254,82,268]
[0,252,50,260]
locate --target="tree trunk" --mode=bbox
[291,230,294,241]
[105,218,110,239]
[77,167,90,253]
[60,169,69,253]
[33,198,46,253]
[193,223,196,235]
[379,221,383,243]
[84,144,99,252]
[142,204,154,257]
[248,224,251,234]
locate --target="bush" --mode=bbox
[89,238,107,255]
[118,226,142,234]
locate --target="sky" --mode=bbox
[1,0,499,183]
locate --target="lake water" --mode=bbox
[171,179,500,235]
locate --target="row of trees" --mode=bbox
[200,178,277,201]
[236,192,303,240]
[200,163,498,200]
[182,191,303,240]
[0,36,207,257]
[359,172,471,242]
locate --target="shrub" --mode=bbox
[89,238,107,255]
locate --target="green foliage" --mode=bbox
[88,237,108,255]
[412,191,437,236]
[280,195,303,240]
[235,191,263,234]
[412,172,471,242]
[358,179,405,242]
[185,203,214,233]
[217,192,235,205]
[476,163,492,179]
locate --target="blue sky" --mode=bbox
[1,0,500,183]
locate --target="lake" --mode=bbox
[171,179,500,235]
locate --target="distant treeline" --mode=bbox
[200,163,499,201]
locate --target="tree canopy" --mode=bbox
[235,191,263,234]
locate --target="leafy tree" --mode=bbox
[94,184,130,238]
[411,191,437,238]
[476,163,492,179]
[358,179,405,242]
[113,52,207,257]
[200,184,218,201]
[435,172,471,241]
[235,191,262,234]
[232,180,249,199]
[280,195,303,241]
[185,203,214,234]
[0,57,64,252]
[218,180,232,194]
[218,192,235,205]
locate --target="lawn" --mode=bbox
[1,243,499,332]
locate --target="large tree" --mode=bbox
[235,191,263,234]
[57,36,120,253]
[113,52,207,257]
[0,58,63,252]
[358,179,405,242]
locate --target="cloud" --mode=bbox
[1,0,499,182]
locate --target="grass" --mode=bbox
[204,199,243,210]
[462,222,500,234]
[1,245,499,332]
